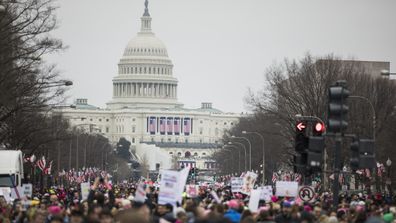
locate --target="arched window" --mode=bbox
[177,152,182,157]
[202,152,206,156]
[185,151,191,158]
[193,152,198,157]
[169,152,173,155]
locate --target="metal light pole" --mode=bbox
[349,96,376,141]
[232,136,252,171]
[223,148,235,174]
[229,141,247,171]
[242,131,265,185]
[387,158,392,197]
[224,145,241,174]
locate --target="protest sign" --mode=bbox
[135,182,147,202]
[275,181,298,197]
[158,168,189,206]
[80,182,90,200]
[241,172,258,195]
[186,185,198,198]
[248,189,261,212]
[259,186,273,202]
[22,184,32,198]
[231,177,243,193]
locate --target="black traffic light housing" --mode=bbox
[350,138,360,171]
[349,138,376,170]
[307,136,325,171]
[328,84,349,133]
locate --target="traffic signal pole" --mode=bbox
[333,137,342,207]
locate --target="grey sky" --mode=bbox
[47,0,396,113]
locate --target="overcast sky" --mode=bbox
[47,0,396,113]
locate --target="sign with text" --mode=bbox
[248,189,261,213]
[275,181,299,197]
[259,186,273,202]
[80,182,90,201]
[158,168,189,206]
[231,177,243,193]
[242,172,258,195]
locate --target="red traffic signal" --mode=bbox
[313,122,325,135]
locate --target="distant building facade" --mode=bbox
[54,1,240,172]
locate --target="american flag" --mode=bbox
[44,161,53,175]
[294,173,302,184]
[167,118,173,134]
[149,117,156,134]
[174,118,180,134]
[37,156,46,171]
[160,118,166,134]
[377,163,385,177]
[272,172,278,184]
[184,118,191,135]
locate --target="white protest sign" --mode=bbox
[80,182,90,200]
[248,189,261,213]
[22,184,32,198]
[242,172,258,195]
[186,185,198,198]
[135,182,147,203]
[275,181,299,197]
[259,186,273,202]
[158,169,183,206]
[0,187,11,203]
[231,177,243,193]
[177,168,190,204]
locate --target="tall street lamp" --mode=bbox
[386,158,392,196]
[242,131,265,185]
[228,141,247,171]
[232,136,252,171]
[224,145,241,174]
[223,148,235,174]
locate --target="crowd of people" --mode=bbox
[0,175,396,223]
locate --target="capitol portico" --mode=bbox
[55,0,240,174]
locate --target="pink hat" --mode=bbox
[228,199,239,209]
[304,205,312,212]
[271,196,278,203]
[48,205,62,215]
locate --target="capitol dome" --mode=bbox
[107,0,182,110]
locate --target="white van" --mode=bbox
[0,150,24,187]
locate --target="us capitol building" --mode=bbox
[55,1,240,173]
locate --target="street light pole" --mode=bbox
[223,148,235,174]
[229,141,247,171]
[224,145,241,174]
[349,95,376,141]
[242,131,265,185]
[232,136,252,171]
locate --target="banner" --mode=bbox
[275,181,299,197]
[160,117,166,135]
[242,172,258,195]
[183,118,191,135]
[149,117,156,135]
[174,118,180,135]
[22,184,32,198]
[231,177,243,193]
[167,117,173,135]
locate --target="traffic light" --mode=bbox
[328,84,349,133]
[350,138,360,171]
[359,139,376,169]
[307,136,325,171]
[294,121,308,174]
[312,122,325,136]
[295,121,308,153]
[349,138,376,170]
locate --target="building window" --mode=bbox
[132,126,136,133]
[151,137,154,142]
[99,119,102,122]
[176,138,179,144]
[185,151,191,158]
[185,139,188,144]
[194,152,198,157]
[200,120,203,124]
[202,152,206,156]
[132,118,135,122]
[106,119,109,122]
[177,152,182,157]
[132,138,135,143]
[199,139,203,144]
[230,122,234,125]
[90,118,93,121]
[161,138,164,143]
[106,127,109,133]
[224,122,227,125]
[168,138,171,142]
